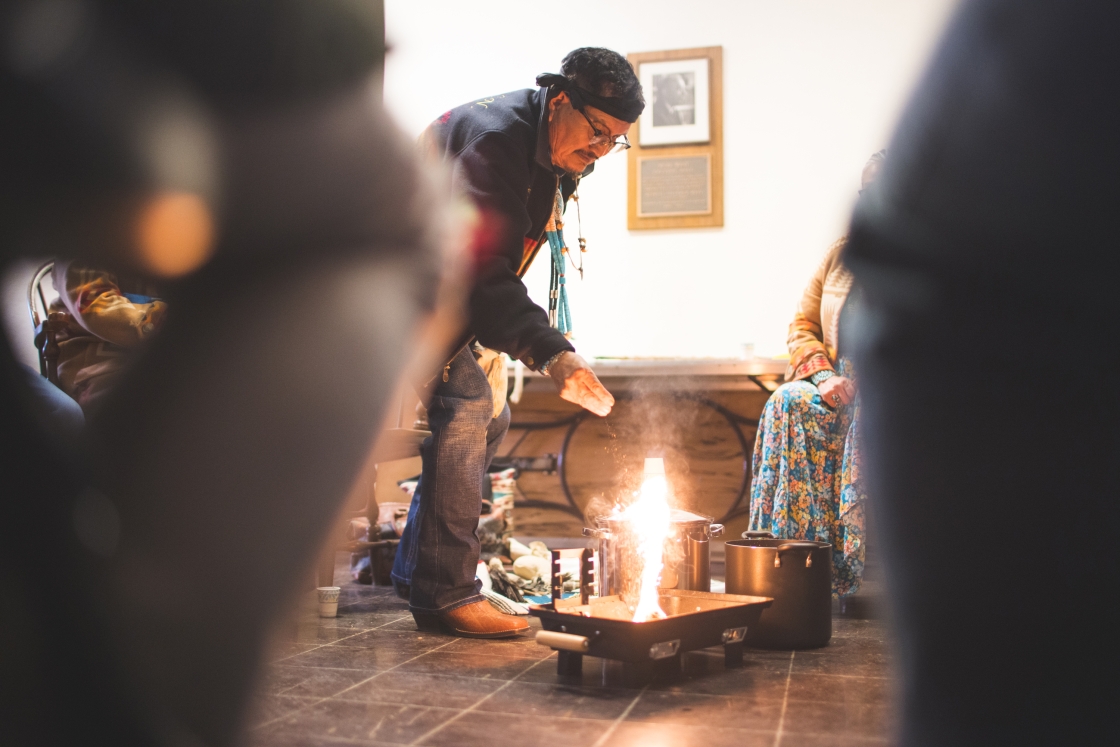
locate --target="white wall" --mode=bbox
[384,0,957,359]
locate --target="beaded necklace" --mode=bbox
[544,180,586,337]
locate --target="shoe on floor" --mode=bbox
[412,599,529,638]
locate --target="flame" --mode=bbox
[619,457,672,622]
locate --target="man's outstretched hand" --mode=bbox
[547,351,614,417]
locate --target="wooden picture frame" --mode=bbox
[627,46,723,230]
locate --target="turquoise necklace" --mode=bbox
[544,181,585,337]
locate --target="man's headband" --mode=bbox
[536,73,644,123]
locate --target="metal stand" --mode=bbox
[724,641,745,667]
[550,547,596,608]
[557,650,583,676]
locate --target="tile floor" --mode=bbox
[249,554,895,747]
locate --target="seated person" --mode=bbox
[50,260,165,411]
[748,151,884,598]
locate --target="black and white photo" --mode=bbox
[638,57,711,146]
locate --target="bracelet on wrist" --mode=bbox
[809,369,836,386]
[539,351,567,376]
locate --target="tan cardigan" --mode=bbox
[785,237,854,381]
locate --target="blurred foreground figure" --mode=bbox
[1,1,450,745]
[845,1,1118,744]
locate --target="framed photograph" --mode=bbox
[638,57,711,147]
[628,47,723,230]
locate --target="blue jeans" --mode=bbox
[392,347,510,612]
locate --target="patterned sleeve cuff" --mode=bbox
[792,353,834,381]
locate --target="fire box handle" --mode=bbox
[536,630,590,653]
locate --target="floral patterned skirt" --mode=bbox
[749,369,865,597]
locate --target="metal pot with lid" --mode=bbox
[724,531,832,649]
[585,509,724,601]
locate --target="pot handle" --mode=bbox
[775,541,819,568]
[741,531,775,539]
[710,524,724,538]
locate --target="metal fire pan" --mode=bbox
[531,589,772,665]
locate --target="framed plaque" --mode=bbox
[637,155,712,217]
[628,46,723,230]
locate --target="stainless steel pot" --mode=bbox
[724,531,832,649]
[585,509,724,601]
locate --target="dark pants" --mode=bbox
[392,347,510,612]
[844,1,1120,743]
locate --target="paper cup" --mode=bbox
[317,586,341,618]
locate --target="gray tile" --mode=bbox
[267,642,321,663]
[626,691,785,730]
[254,569,899,746]
[263,666,380,699]
[331,628,453,651]
[283,643,436,671]
[291,611,404,632]
[379,616,425,632]
[244,694,318,729]
[441,633,551,660]
[650,660,791,700]
[417,711,612,746]
[808,636,892,657]
[394,651,543,681]
[785,674,894,706]
[791,651,893,679]
[255,698,461,745]
[603,721,776,747]
[336,671,505,710]
[831,619,892,642]
[743,647,802,662]
[474,679,641,720]
[517,654,644,690]
[338,598,411,615]
[780,700,894,739]
[778,736,890,747]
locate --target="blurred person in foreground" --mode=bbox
[0,1,456,745]
[843,0,1118,744]
[749,151,884,599]
[391,48,643,638]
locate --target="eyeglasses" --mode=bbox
[577,107,630,155]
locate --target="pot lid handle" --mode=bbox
[741,531,775,539]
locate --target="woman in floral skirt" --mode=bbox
[749,152,884,597]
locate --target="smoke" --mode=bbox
[594,375,710,516]
[585,377,718,612]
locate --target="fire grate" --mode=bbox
[531,588,772,682]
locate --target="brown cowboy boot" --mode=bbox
[412,600,529,639]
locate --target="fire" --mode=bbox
[618,457,672,622]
